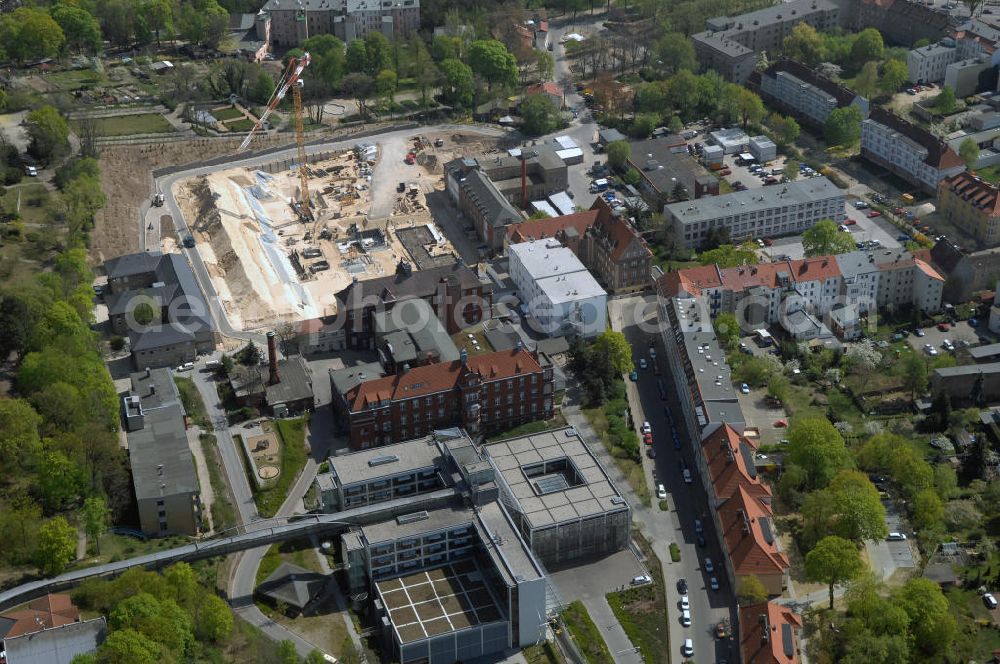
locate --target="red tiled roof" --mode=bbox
[0,594,80,639]
[702,424,773,503]
[588,198,651,262]
[527,82,563,98]
[719,486,789,577]
[915,258,944,281]
[720,262,792,290]
[941,171,1000,215]
[657,264,723,297]
[739,601,802,664]
[507,209,599,244]
[788,256,840,282]
[346,348,542,411]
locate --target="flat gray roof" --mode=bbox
[475,500,545,584]
[3,617,107,664]
[969,343,1000,360]
[665,177,843,226]
[329,432,456,488]
[935,361,1000,377]
[509,239,590,280]
[126,369,200,501]
[361,502,475,545]
[669,297,745,426]
[485,427,628,531]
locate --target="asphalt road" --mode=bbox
[610,296,737,664]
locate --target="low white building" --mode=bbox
[508,239,608,338]
[710,127,749,154]
[749,136,777,163]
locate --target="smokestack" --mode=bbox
[267,331,280,385]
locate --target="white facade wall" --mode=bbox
[759,71,838,124]
[907,44,959,84]
[861,119,966,192]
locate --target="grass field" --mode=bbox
[486,414,568,441]
[72,113,175,137]
[253,417,309,518]
[226,118,256,132]
[212,106,245,121]
[174,376,210,429]
[562,601,613,664]
[583,406,650,506]
[200,434,237,534]
[1,183,52,225]
[46,69,107,90]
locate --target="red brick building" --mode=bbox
[333,347,554,449]
[334,259,490,350]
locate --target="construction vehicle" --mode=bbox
[238,52,313,219]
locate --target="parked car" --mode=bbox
[176,362,194,372]
[853,200,868,209]
[631,574,652,586]
[694,519,703,533]
[643,432,653,446]
[683,469,692,484]
[867,210,882,218]
[646,447,656,459]
[657,484,667,499]
[844,219,857,226]
[629,371,639,381]
[938,322,950,331]
[639,358,648,370]
[985,593,998,609]
[680,595,690,610]
[709,577,719,591]
[704,558,714,573]
[740,383,750,394]
[642,421,652,434]
[774,419,788,427]
[682,639,694,657]
[914,328,926,337]
[681,610,691,627]
[887,532,907,541]
[677,578,688,594]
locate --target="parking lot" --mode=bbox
[906,320,984,355]
[735,386,789,447]
[719,153,790,192]
[760,198,901,261]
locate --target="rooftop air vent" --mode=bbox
[368,454,400,467]
[396,511,429,525]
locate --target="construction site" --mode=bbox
[172,142,459,331]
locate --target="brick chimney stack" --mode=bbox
[267,331,280,385]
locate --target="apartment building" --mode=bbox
[334,259,489,350]
[333,347,554,449]
[103,251,217,370]
[262,0,419,48]
[507,198,653,294]
[657,295,745,438]
[938,171,1000,247]
[850,0,950,47]
[691,0,841,83]
[121,368,202,537]
[662,177,845,250]
[751,59,869,129]
[508,239,608,338]
[907,42,958,84]
[861,108,966,194]
[874,249,947,313]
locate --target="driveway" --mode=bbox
[865,500,916,581]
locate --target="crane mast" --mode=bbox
[238,53,312,218]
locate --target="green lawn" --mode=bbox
[174,376,210,429]
[1,183,52,225]
[200,434,237,534]
[562,601,613,664]
[523,642,565,664]
[606,533,669,664]
[46,69,107,90]
[226,118,256,132]
[212,106,245,121]
[253,417,309,518]
[72,113,175,137]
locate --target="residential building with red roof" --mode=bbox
[718,485,789,595]
[507,198,652,293]
[699,424,773,506]
[739,601,802,664]
[938,171,1000,247]
[333,347,554,449]
[861,107,966,194]
[525,81,564,109]
[0,594,80,640]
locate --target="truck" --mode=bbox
[153,193,165,207]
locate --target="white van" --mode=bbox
[984,593,998,609]
[771,167,784,176]
[25,165,37,177]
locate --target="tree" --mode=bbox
[803,219,857,257]
[622,168,641,186]
[714,313,741,350]
[880,59,908,95]
[699,243,759,268]
[736,575,769,604]
[375,69,398,108]
[341,73,374,120]
[825,106,863,146]
[468,39,518,91]
[0,398,41,473]
[787,418,853,489]
[912,487,944,530]
[146,0,175,46]
[734,357,776,388]
[785,159,800,181]
[900,352,928,398]
[438,59,474,108]
[767,373,790,404]
[726,85,765,128]
[655,32,695,74]
[959,136,980,168]
[38,451,85,511]
[851,28,884,69]
[935,85,958,113]
[668,115,684,134]
[933,464,958,500]
[82,496,110,554]
[893,577,957,656]
[854,61,880,99]
[630,113,658,139]
[783,23,824,65]
[768,113,800,147]
[802,470,887,545]
[346,39,368,73]
[0,295,33,360]
[51,5,102,54]
[26,106,69,164]
[98,628,160,664]
[364,32,392,75]
[592,330,633,374]
[35,516,77,576]
[805,535,865,609]
[521,93,559,135]
[963,0,986,17]
[194,593,233,642]
[606,140,630,171]
[0,8,65,64]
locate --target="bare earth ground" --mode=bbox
[91,136,281,263]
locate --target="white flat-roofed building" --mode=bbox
[508,239,608,338]
[663,177,846,249]
[907,42,958,84]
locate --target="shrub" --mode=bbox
[109,336,125,351]
[669,543,681,562]
[659,500,669,511]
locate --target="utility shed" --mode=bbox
[749,135,777,163]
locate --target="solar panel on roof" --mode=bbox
[760,517,775,545]
[782,623,795,657]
